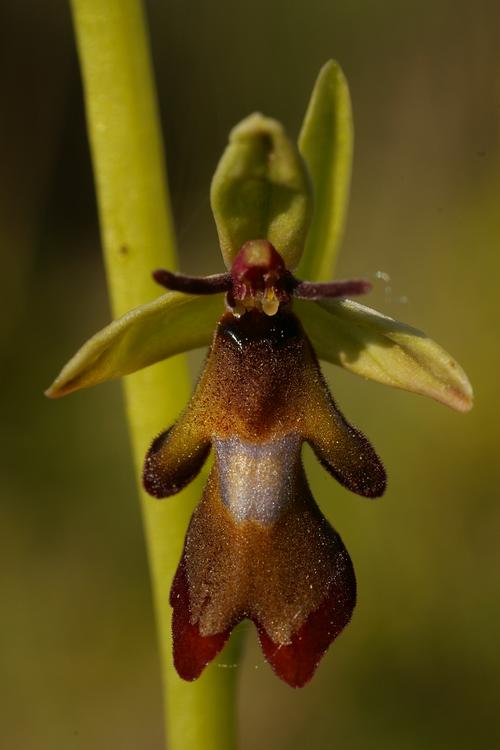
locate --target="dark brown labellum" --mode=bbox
[143,302,385,687]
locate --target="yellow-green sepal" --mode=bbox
[296,298,473,412]
[297,60,353,281]
[210,113,312,270]
[46,291,224,398]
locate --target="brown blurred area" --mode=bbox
[1,1,499,748]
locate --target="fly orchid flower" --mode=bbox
[46,62,472,688]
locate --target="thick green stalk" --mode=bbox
[70,2,238,748]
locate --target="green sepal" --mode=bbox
[210,113,312,270]
[46,291,224,398]
[297,60,353,281]
[296,298,473,412]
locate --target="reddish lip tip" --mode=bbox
[256,579,355,688]
[170,560,232,680]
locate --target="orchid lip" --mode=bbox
[142,303,385,686]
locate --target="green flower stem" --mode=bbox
[69,1,239,748]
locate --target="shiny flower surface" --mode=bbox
[47,61,472,687]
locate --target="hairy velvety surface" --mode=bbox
[171,467,355,687]
[144,307,385,686]
[144,309,385,496]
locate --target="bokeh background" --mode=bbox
[1,1,499,748]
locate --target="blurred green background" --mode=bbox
[1,1,499,748]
